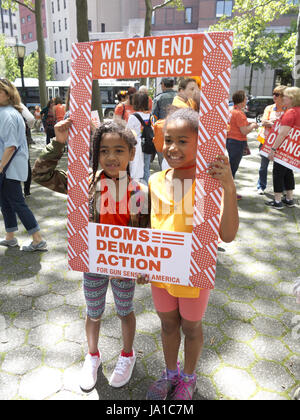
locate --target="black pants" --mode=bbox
[273,162,295,193]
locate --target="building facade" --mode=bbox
[0,0,20,45]
[15,0,296,95]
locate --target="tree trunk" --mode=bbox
[144,0,152,37]
[140,0,153,87]
[35,0,47,108]
[76,0,103,119]
[248,63,253,95]
[294,4,300,88]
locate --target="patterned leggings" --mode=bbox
[83,273,135,319]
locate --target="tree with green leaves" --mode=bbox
[294,3,300,87]
[0,35,54,81]
[24,52,55,80]
[76,0,103,119]
[0,34,19,80]
[210,0,297,93]
[2,0,47,107]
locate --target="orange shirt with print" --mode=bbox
[227,107,249,141]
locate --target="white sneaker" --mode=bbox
[109,350,136,388]
[257,188,265,195]
[79,353,102,392]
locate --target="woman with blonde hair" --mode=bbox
[0,78,46,251]
[266,86,300,209]
[256,85,286,194]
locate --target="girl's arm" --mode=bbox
[208,155,239,243]
[32,119,72,195]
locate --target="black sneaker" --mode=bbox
[282,198,296,208]
[265,200,284,210]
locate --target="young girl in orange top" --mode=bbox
[146,108,239,400]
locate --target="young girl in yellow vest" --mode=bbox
[146,108,239,400]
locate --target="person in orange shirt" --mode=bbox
[114,87,136,122]
[53,97,66,122]
[226,90,258,197]
[146,108,239,400]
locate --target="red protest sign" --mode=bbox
[260,119,300,173]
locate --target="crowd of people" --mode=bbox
[0,75,299,400]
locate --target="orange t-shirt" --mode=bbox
[99,175,131,226]
[227,107,249,141]
[114,103,134,122]
[55,104,66,122]
[149,169,200,298]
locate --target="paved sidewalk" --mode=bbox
[0,130,299,400]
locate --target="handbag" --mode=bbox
[243,142,251,156]
[0,147,20,206]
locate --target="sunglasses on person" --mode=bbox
[273,92,282,97]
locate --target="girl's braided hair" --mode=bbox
[91,120,137,182]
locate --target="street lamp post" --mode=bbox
[14,42,26,105]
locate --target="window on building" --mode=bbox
[29,32,33,39]
[57,0,60,12]
[53,22,55,33]
[27,15,31,22]
[88,20,92,32]
[55,62,58,75]
[64,0,67,8]
[101,23,105,32]
[23,34,26,40]
[67,59,69,73]
[21,17,25,24]
[52,2,54,13]
[216,1,233,17]
[65,38,68,51]
[54,40,57,53]
[59,19,61,32]
[60,39,62,52]
[61,61,64,74]
[65,18,67,30]
[185,7,192,23]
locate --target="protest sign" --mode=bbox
[260,119,300,173]
[67,32,233,289]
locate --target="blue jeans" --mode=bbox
[257,154,270,191]
[0,178,40,234]
[226,138,245,178]
[143,153,152,184]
